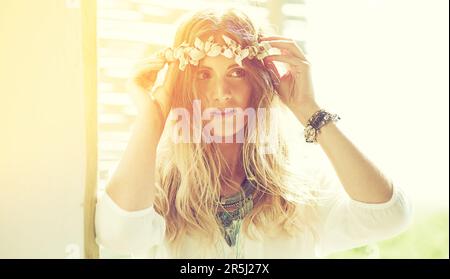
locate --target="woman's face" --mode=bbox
[193,54,253,139]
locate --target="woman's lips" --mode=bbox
[211,108,237,117]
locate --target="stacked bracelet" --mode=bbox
[304,109,340,143]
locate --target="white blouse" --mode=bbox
[95,174,412,259]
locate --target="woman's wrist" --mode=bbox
[290,102,322,127]
[136,101,165,133]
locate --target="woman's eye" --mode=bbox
[197,71,211,80]
[229,68,246,78]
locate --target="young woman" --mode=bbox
[95,8,412,258]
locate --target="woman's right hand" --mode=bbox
[127,55,176,118]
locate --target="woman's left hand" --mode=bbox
[261,36,320,125]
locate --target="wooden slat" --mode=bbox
[82,0,99,259]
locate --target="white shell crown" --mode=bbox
[156,34,274,71]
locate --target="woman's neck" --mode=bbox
[216,142,246,197]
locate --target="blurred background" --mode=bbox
[96,0,448,259]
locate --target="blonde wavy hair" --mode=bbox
[152,8,320,257]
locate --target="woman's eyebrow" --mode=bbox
[198,64,240,70]
[227,64,240,69]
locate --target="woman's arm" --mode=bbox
[260,36,393,204]
[96,73,170,254]
[105,58,173,211]
[261,36,411,258]
[293,103,393,204]
[106,102,164,211]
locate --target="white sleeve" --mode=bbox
[94,192,166,258]
[314,172,413,257]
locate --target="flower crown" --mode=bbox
[156,35,273,71]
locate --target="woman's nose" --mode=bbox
[212,81,231,103]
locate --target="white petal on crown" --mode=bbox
[222,48,233,58]
[260,41,271,51]
[179,41,189,47]
[189,48,205,60]
[222,34,233,46]
[164,48,174,61]
[256,51,269,60]
[248,45,257,57]
[232,46,241,55]
[194,38,204,50]
[223,34,238,48]
[174,48,184,59]
[240,48,249,59]
[179,58,187,70]
[235,56,243,67]
[190,59,199,66]
[207,45,222,57]
[204,41,211,52]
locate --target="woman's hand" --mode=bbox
[261,36,320,125]
[127,55,176,119]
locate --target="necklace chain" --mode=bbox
[219,178,255,205]
[216,178,256,257]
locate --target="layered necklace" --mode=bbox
[216,178,256,248]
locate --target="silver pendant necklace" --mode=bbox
[216,178,256,247]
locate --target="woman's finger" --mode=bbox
[260,36,306,60]
[264,40,306,60]
[260,35,293,41]
[148,62,178,117]
[265,54,308,68]
[161,62,177,92]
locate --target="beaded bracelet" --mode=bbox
[304,109,340,143]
